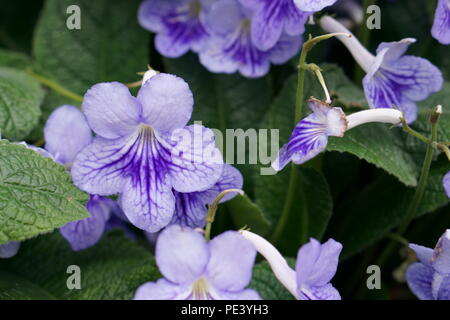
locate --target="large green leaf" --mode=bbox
[33,0,148,95]
[0,49,31,69]
[0,231,160,300]
[0,67,44,140]
[0,140,88,243]
[227,194,271,236]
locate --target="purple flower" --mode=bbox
[294,0,337,12]
[44,105,129,251]
[272,98,347,171]
[320,16,444,123]
[134,225,261,300]
[138,0,214,58]
[71,74,223,233]
[241,230,342,300]
[0,241,20,259]
[239,0,311,51]
[432,0,450,45]
[171,164,243,228]
[443,171,450,198]
[406,230,450,300]
[199,0,302,78]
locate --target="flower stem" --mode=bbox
[26,68,83,103]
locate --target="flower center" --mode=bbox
[192,278,209,300]
[189,1,202,16]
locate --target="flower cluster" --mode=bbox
[138,0,337,77]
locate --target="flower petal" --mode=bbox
[432,0,450,45]
[294,0,337,12]
[59,196,112,251]
[250,0,285,51]
[44,105,92,165]
[166,124,224,193]
[444,171,450,198]
[137,73,193,134]
[206,231,256,291]
[269,33,302,65]
[137,0,172,33]
[409,243,434,266]
[82,82,141,139]
[205,0,243,36]
[212,288,262,300]
[156,225,209,285]
[305,283,341,300]
[134,278,191,300]
[437,276,450,300]
[0,241,20,259]
[432,230,450,275]
[406,262,434,300]
[296,238,342,288]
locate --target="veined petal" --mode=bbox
[82,82,141,140]
[443,171,450,198]
[432,0,450,45]
[410,243,434,266]
[206,231,257,292]
[376,38,416,64]
[0,241,20,259]
[44,105,92,165]
[269,33,302,65]
[406,262,434,300]
[165,124,224,193]
[134,278,192,300]
[294,0,337,12]
[59,196,112,251]
[250,0,286,51]
[156,225,209,285]
[272,99,346,171]
[432,230,450,275]
[437,276,450,300]
[212,288,262,300]
[300,283,341,300]
[137,73,193,135]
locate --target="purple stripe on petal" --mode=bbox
[406,262,434,300]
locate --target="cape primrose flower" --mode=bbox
[0,241,20,259]
[272,98,405,171]
[320,16,443,123]
[171,164,243,228]
[444,171,450,198]
[406,230,450,300]
[134,225,261,300]
[199,0,302,78]
[45,105,126,251]
[71,73,224,233]
[138,0,214,58]
[294,0,337,12]
[241,230,342,300]
[432,0,450,45]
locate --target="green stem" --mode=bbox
[26,69,83,103]
[401,117,432,144]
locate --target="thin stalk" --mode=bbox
[26,69,83,103]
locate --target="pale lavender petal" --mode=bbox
[134,278,191,300]
[376,38,416,64]
[432,230,450,275]
[44,105,92,165]
[60,196,112,251]
[443,171,450,198]
[308,283,341,300]
[213,288,262,300]
[165,124,224,193]
[82,82,141,140]
[284,5,311,36]
[432,0,450,45]
[409,243,434,266]
[238,0,260,10]
[437,276,450,300]
[138,0,173,33]
[0,241,20,259]
[406,262,434,300]
[205,0,243,36]
[251,0,286,51]
[272,100,346,171]
[294,0,337,12]
[156,225,209,285]
[136,73,193,135]
[296,238,342,288]
[206,231,256,291]
[269,33,302,65]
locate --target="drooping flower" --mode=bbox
[241,230,342,300]
[199,0,302,78]
[0,241,20,259]
[44,105,129,251]
[238,0,311,51]
[319,16,443,123]
[443,171,450,198]
[432,0,450,45]
[71,74,224,233]
[138,0,214,58]
[134,225,261,300]
[406,230,450,300]
[272,98,405,171]
[171,164,243,228]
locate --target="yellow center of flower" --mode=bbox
[192,278,209,300]
[189,1,202,16]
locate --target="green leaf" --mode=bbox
[0,67,44,140]
[33,0,148,95]
[227,194,271,236]
[0,271,56,300]
[0,49,31,69]
[0,140,89,244]
[249,260,295,300]
[0,231,160,299]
